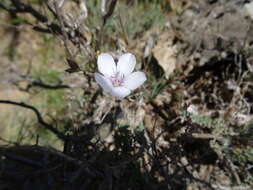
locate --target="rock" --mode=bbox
[153,32,178,79]
[245,1,253,20]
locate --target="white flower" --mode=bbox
[95,53,147,99]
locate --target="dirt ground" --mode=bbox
[0,0,253,189]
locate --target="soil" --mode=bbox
[0,0,253,189]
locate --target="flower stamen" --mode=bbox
[110,72,124,87]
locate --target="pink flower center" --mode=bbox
[110,72,124,87]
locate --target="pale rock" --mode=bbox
[187,104,199,115]
[153,32,178,79]
[245,2,253,20]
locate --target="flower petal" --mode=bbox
[124,72,146,91]
[111,87,131,99]
[97,53,116,76]
[95,73,113,92]
[117,53,136,76]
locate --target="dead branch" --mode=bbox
[0,100,93,145]
[0,0,87,46]
[26,80,70,91]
